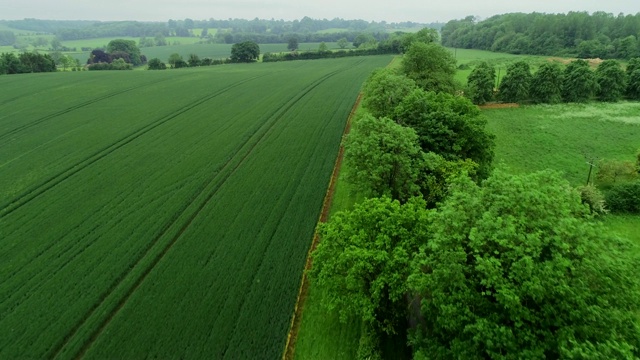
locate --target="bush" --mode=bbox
[604,180,640,213]
[577,184,608,216]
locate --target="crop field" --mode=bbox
[0,55,392,359]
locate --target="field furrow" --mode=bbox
[0,56,392,359]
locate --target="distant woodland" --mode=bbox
[442,12,640,59]
[0,18,442,44]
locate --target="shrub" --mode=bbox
[577,184,608,216]
[604,180,640,213]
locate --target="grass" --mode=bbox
[484,102,640,247]
[484,102,640,185]
[0,56,392,359]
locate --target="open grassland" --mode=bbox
[0,55,392,359]
[484,102,640,185]
[484,102,640,244]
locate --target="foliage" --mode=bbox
[146,58,166,70]
[167,53,183,68]
[310,197,430,335]
[604,180,640,213]
[344,114,424,202]
[466,62,495,105]
[337,37,349,49]
[410,169,640,359]
[577,184,608,216]
[626,58,640,100]
[318,42,329,53]
[0,52,56,74]
[87,58,133,70]
[441,12,640,59]
[595,60,627,101]
[562,60,598,103]
[362,68,417,119]
[393,89,495,180]
[187,53,200,67]
[498,61,532,103]
[88,49,110,64]
[529,62,563,104]
[401,42,457,94]
[106,39,143,65]
[287,36,299,51]
[595,159,639,187]
[230,41,260,62]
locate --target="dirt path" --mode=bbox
[281,94,362,360]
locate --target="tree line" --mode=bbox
[0,17,440,43]
[442,12,640,59]
[307,35,640,359]
[0,52,56,75]
[467,58,640,105]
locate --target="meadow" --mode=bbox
[0,55,392,359]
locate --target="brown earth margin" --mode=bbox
[281,94,362,360]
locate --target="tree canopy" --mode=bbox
[529,62,563,104]
[393,89,495,180]
[230,41,260,63]
[498,61,532,103]
[362,68,417,119]
[410,169,640,359]
[562,59,598,103]
[106,39,142,65]
[466,61,495,105]
[310,196,430,335]
[344,114,424,202]
[401,42,457,94]
[441,12,640,59]
[595,60,627,102]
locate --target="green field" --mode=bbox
[484,102,640,243]
[0,55,392,359]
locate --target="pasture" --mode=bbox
[484,102,640,241]
[0,55,392,359]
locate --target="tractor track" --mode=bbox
[57,64,353,360]
[0,74,267,219]
[0,77,174,143]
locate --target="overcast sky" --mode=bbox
[1,0,637,24]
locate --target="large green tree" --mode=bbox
[410,170,640,359]
[393,89,495,180]
[562,59,597,103]
[230,41,260,63]
[107,39,142,65]
[498,61,532,103]
[401,42,457,94]
[362,68,417,119]
[287,36,298,51]
[529,62,563,104]
[595,60,627,101]
[466,62,495,105]
[310,196,430,335]
[344,114,424,202]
